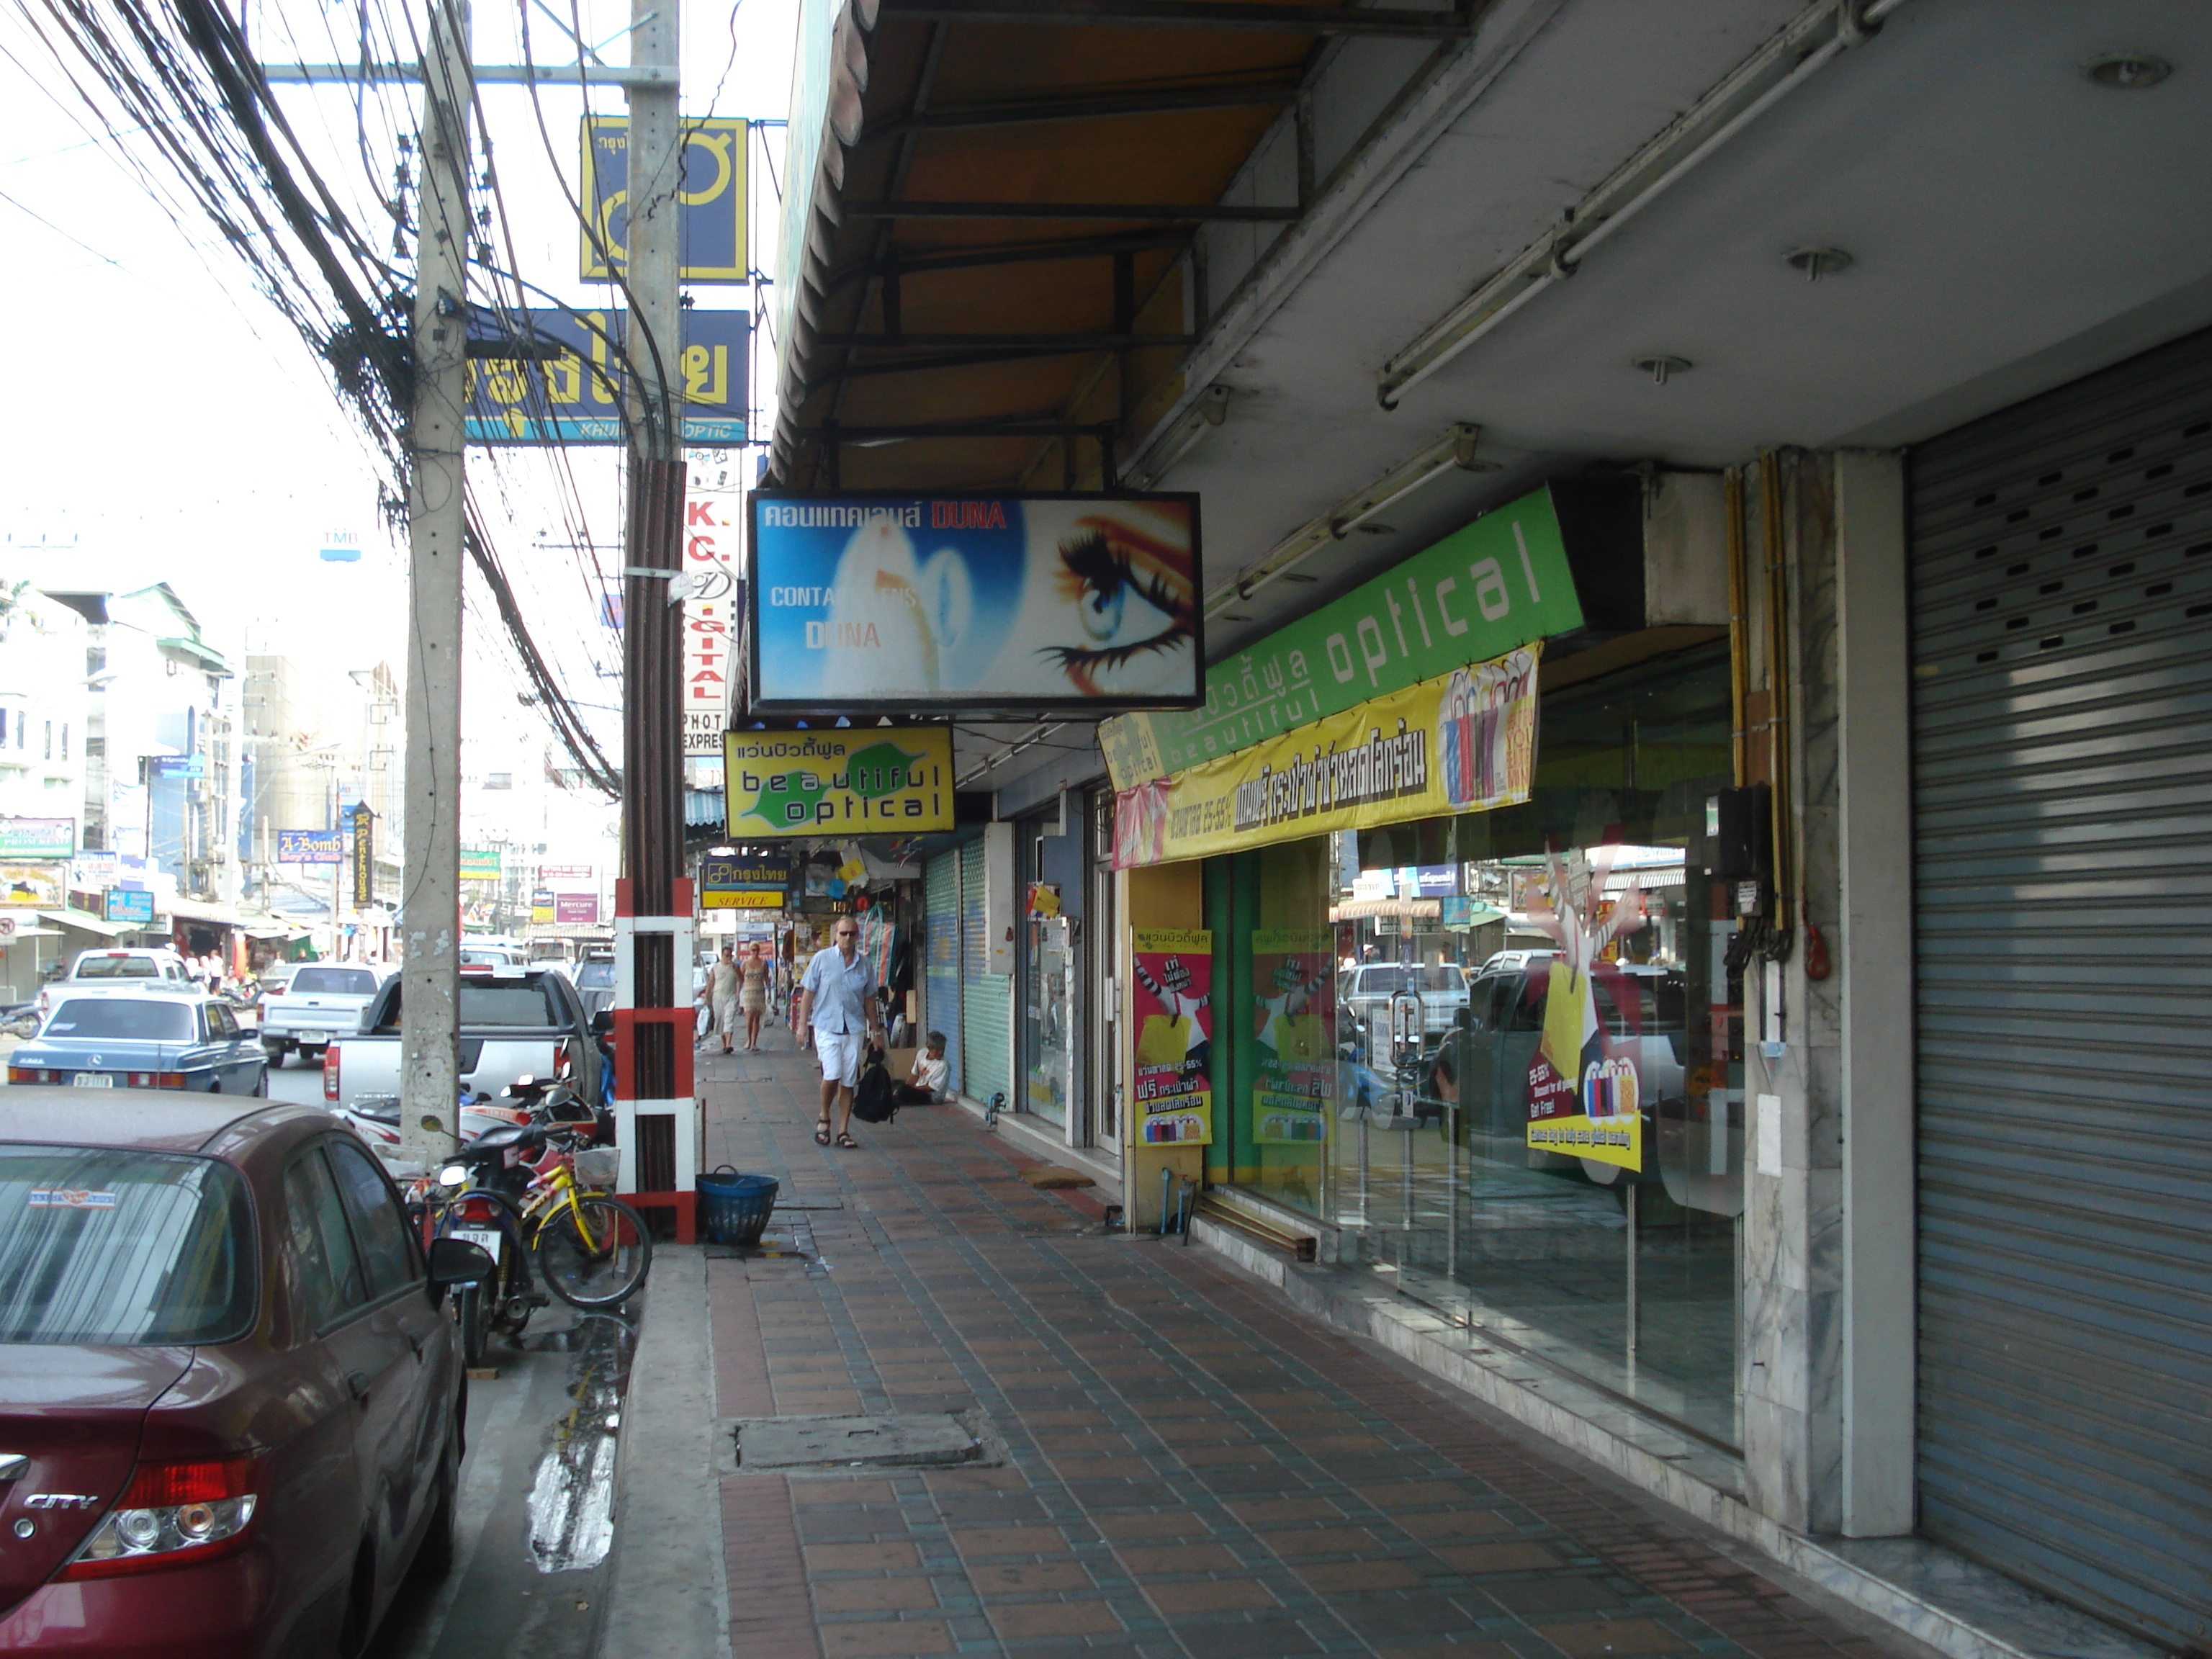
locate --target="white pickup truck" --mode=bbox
[323,965,600,1113]
[258,962,389,1067]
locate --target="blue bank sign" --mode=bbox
[464,308,747,446]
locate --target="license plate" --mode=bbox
[451,1228,503,1258]
[70,1073,115,1088]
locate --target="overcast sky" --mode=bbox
[0,0,796,758]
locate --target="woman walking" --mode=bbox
[739,942,771,1051]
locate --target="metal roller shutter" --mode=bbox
[925,851,962,1098]
[1910,328,2212,1650]
[961,837,1012,1107]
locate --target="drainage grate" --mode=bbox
[729,1413,990,1472]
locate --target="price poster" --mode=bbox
[1250,928,1334,1146]
[1130,929,1213,1146]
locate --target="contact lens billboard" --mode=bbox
[748,493,1205,714]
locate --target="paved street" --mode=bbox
[595,1035,1933,1659]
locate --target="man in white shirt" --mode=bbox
[798,920,880,1148]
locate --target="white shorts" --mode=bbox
[814,1028,865,1087]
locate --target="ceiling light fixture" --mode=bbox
[1124,382,1231,489]
[2082,53,2171,90]
[1633,356,1692,385]
[1785,246,1853,282]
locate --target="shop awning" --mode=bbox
[39,908,129,938]
[165,896,249,925]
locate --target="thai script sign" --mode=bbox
[0,818,74,860]
[459,847,503,882]
[580,116,747,283]
[701,853,792,911]
[721,727,955,836]
[1100,485,1579,787]
[464,307,747,446]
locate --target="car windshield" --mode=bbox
[72,956,160,981]
[374,979,561,1029]
[43,999,195,1041]
[575,962,616,989]
[289,967,378,996]
[1356,966,1464,995]
[0,1147,255,1344]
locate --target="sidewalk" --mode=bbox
[603,1036,1929,1659]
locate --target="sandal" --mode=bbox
[814,1120,832,1146]
[835,1131,859,1151]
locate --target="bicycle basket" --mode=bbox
[697,1167,778,1247]
[571,1146,621,1191]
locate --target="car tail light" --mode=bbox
[124,1071,188,1088]
[60,1457,258,1579]
[323,1045,340,1102]
[9,1066,53,1083]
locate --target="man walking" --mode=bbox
[705,945,742,1054]
[799,919,880,1148]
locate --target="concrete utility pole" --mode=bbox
[398,0,472,1168]
[611,0,696,1218]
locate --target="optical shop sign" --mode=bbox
[1100,485,1579,788]
[1131,930,1213,1146]
[1114,645,1538,869]
[721,727,955,835]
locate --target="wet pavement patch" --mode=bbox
[731,1411,993,1471]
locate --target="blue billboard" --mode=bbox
[464,307,747,446]
[277,830,343,866]
[104,888,155,925]
[580,116,747,284]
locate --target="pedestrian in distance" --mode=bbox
[799,919,881,1150]
[891,1031,949,1107]
[706,945,742,1055]
[738,941,771,1051]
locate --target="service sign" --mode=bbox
[750,493,1203,714]
[276,830,342,866]
[701,853,792,911]
[580,116,747,283]
[723,727,955,836]
[103,888,155,925]
[464,307,747,446]
[0,817,73,860]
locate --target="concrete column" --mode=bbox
[1833,450,1916,1537]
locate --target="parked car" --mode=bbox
[572,954,616,1019]
[1339,961,1471,1052]
[0,1092,490,1653]
[8,992,268,1096]
[34,948,196,1022]
[258,963,390,1069]
[323,966,600,1121]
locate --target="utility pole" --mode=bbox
[612,0,697,1226]
[398,0,472,1168]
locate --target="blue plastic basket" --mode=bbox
[698,1168,778,1246]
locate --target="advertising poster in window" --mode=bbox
[1130,928,1213,1145]
[1250,928,1334,1146]
[1112,644,1539,869]
[1520,847,1653,1174]
[750,493,1202,714]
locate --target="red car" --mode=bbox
[0,1093,490,1655]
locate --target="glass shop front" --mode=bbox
[1200,643,1743,1445]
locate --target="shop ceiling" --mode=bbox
[771,0,2212,793]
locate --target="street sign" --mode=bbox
[277,829,343,865]
[463,307,747,446]
[580,116,746,283]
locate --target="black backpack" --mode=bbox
[850,1048,896,1124]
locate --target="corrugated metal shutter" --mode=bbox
[1910,327,2212,1650]
[924,851,962,1098]
[961,837,1011,1107]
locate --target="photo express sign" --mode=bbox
[721,728,953,836]
[749,493,1202,714]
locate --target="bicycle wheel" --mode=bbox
[533,1193,652,1308]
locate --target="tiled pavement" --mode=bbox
[692,1038,1919,1659]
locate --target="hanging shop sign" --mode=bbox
[701,853,793,911]
[0,817,74,860]
[459,847,503,882]
[1100,486,1579,788]
[749,493,1203,714]
[683,471,739,756]
[1251,929,1335,1147]
[1,863,66,908]
[103,888,155,925]
[463,307,748,446]
[1130,929,1213,1145]
[349,805,375,907]
[1114,645,1539,869]
[721,727,956,835]
[276,830,342,866]
[580,115,747,283]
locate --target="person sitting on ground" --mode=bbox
[891,1031,949,1106]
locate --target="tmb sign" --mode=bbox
[579,116,747,284]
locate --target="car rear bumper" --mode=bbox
[0,1546,284,1657]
